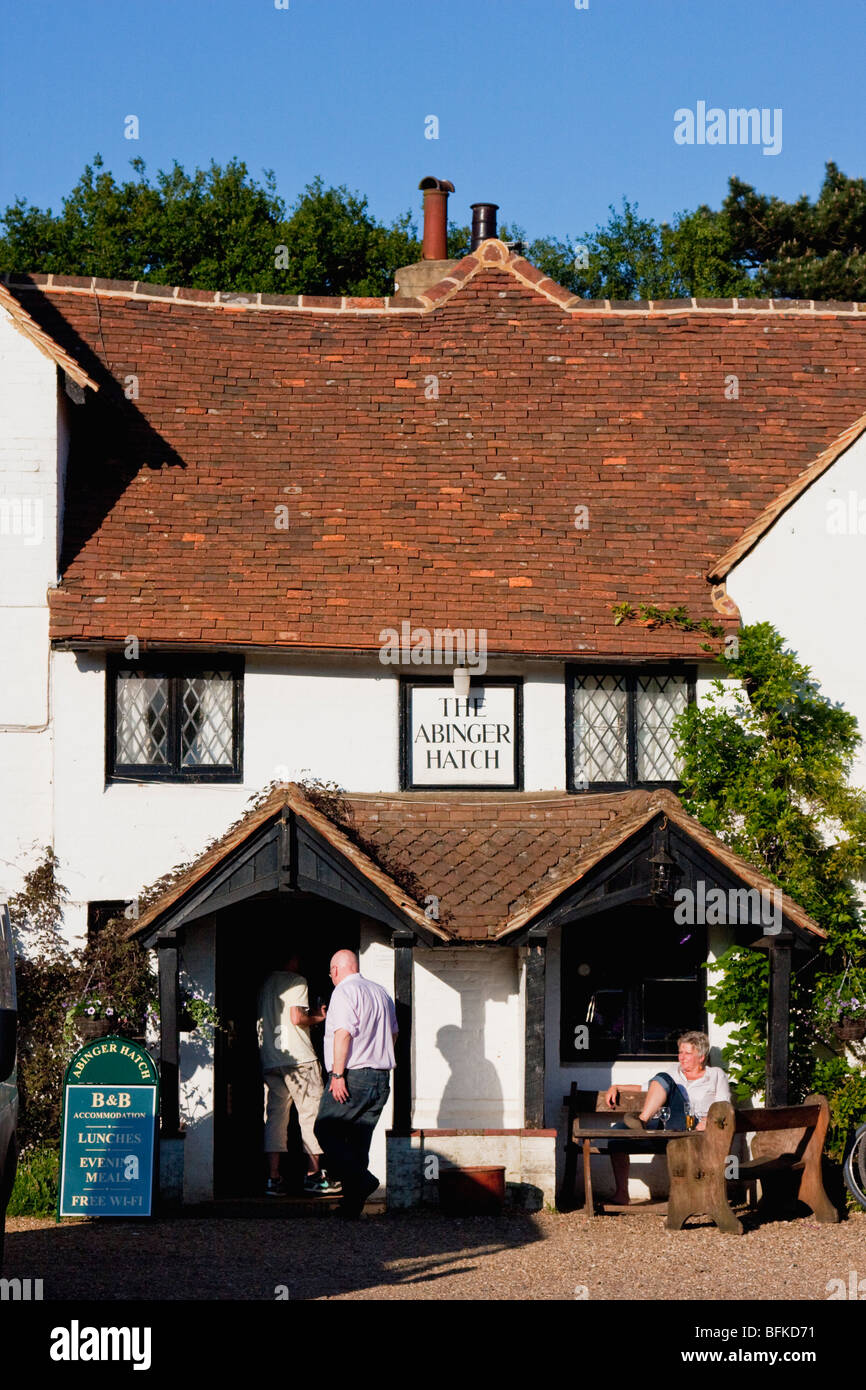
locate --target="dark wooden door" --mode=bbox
[213,894,360,1198]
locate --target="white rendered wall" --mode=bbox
[412,946,522,1130]
[727,430,866,787]
[0,309,62,899]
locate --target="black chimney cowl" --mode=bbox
[470,202,499,251]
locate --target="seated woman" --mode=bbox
[604,1030,730,1206]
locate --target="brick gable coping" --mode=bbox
[5,238,866,317]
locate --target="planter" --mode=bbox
[438,1165,506,1215]
[833,1019,866,1043]
[178,1010,198,1033]
[76,1017,115,1041]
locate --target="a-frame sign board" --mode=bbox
[58,1036,159,1219]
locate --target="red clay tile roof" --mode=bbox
[708,408,866,581]
[129,782,824,942]
[5,244,866,656]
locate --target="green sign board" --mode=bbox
[59,1036,159,1218]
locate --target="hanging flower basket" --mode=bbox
[833,1018,866,1043]
[76,1016,116,1040]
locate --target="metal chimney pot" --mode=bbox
[419,177,455,262]
[470,202,499,251]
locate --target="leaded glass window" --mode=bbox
[636,675,688,782]
[116,675,169,765]
[568,668,693,790]
[572,674,628,785]
[109,659,242,781]
[181,673,234,767]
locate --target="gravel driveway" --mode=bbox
[5,1205,865,1301]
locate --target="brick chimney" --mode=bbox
[393,177,459,298]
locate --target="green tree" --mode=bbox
[528,199,752,299]
[672,624,866,1152]
[0,159,426,296]
[9,851,156,1149]
[723,161,866,300]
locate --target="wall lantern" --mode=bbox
[453,666,472,698]
[649,843,677,901]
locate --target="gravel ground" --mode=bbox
[5,1205,865,1301]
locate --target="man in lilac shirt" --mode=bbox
[314,949,398,1218]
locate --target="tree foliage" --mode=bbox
[673,623,866,1155]
[2,157,863,299]
[9,851,155,1149]
[723,161,866,299]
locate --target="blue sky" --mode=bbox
[2,0,864,242]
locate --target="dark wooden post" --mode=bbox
[766,938,792,1107]
[524,938,546,1128]
[392,932,414,1132]
[157,940,180,1136]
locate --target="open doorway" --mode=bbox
[213,893,360,1198]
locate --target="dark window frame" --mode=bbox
[106,654,244,784]
[400,676,524,791]
[559,919,708,1063]
[565,663,696,793]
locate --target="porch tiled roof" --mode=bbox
[347,786,825,941]
[130,783,824,943]
[4,247,866,656]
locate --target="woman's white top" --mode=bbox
[673,1064,731,1116]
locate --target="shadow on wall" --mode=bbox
[435,1024,504,1128]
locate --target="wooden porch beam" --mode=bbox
[524,940,546,1128]
[766,939,792,1107]
[392,933,414,1132]
[157,941,181,1137]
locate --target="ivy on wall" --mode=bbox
[671,622,866,1161]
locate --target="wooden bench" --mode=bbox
[666,1093,840,1235]
[563,1085,662,1214]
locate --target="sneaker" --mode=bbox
[304,1172,342,1195]
[265,1177,287,1197]
[623,1113,648,1131]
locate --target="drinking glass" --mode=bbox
[658,1106,671,1131]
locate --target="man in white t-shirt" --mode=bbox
[257,950,340,1197]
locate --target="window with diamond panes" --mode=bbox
[568,668,693,791]
[116,674,170,766]
[636,675,688,782]
[108,660,242,781]
[572,674,628,786]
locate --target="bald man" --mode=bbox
[313,949,398,1218]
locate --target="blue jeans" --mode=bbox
[314,1068,390,1208]
[608,1072,686,1154]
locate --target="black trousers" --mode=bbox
[314,1068,390,1208]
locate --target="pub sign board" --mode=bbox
[401,679,523,790]
[58,1036,159,1218]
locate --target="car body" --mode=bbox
[0,903,18,1269]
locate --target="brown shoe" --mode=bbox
[623,1113,647,1131]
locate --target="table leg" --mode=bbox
[582,1138,594,1219]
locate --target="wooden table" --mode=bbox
[574,1126,697,1219]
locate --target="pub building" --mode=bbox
[3,177,864,1209]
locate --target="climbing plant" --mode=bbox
[671,623,866,1161]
